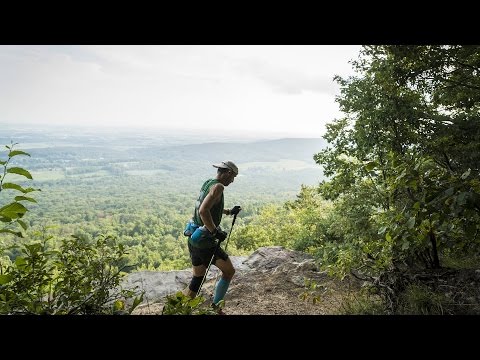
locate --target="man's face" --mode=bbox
[224,170,237,186]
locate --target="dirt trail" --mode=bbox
[133,250,362,315]
[131,246,480,315]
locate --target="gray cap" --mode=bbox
[213,160,238,175]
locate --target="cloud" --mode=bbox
[235,58,338,96]
[0,45,360,137]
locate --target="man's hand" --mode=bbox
[215,229,228,242]
[230,205,242,215]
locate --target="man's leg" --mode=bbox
[184,264,206,298]
[213,257,235,305]
[185,242,207,298]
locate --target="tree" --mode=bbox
[314,46,480,277]
[0,143,143,314]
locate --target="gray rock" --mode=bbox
[122,270,191,303]
[122,255,250,303]
[122,247,316,305]
[243,246,314,271]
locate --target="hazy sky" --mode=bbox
[0,45,361,138]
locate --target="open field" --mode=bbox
[240,159,317,172]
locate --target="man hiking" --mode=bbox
[184,160,241,314]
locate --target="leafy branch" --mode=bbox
[0,142,40,237]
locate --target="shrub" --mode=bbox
[0,234,143,315]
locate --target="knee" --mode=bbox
[188,275,204,294]
[223,266,235,281]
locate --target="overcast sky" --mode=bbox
[0,45,361,138]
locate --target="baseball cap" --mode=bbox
[212,160,238,175]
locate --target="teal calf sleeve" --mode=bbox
[213,278,231,305]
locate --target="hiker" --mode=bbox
[184,160,241,312]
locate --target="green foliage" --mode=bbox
[161,291,219,315]
[233,186,333,254]
[313,45,480,281]
[0,143,40,237]
[298,278,327,304]
[0,234,143,314]
[0,144,144,314]
[232,204,287,251]
[0,133,324,271]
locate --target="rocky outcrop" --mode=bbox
[125,246,480,315]
[122,255,250,304]
[242,245,317,273]
[127,245,359,315]
[123,247,315,305]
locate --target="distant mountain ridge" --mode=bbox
[3,130,328,192]
[132,137,328,164]
[18,137,327,168]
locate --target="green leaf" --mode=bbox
[1,183,38,193]
[14,195,37,203]
[15,257,27,267]
[0,160,5,165]
[0,229,23,237]
[24,187,39,193]
[0,202,27,213]
[8,150,31,158]
[1,183,27,192]
[364,161,377,171]
[0,202,28,219]
[0,274,13,285]
[406,179,417,190]
[17,219,28,230]
[6,167,33,179]
[406,217,416,229]
[113,300,125,311]
[128,295,144,313]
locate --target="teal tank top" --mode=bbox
[193,178,224,226]
[190,179,224,248]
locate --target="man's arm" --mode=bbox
[199,183,224,234]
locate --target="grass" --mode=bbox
[441,253,480,269]
[397,284,448,315]
[338,291,387,315]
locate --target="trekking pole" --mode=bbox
[210,213,238,297]
[223,212,237,253]
[195,213,238,299]
[194,240,221,299]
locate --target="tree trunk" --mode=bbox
[429,228,440,268]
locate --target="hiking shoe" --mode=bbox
[211,303,226,315]
[216,308,226,315]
